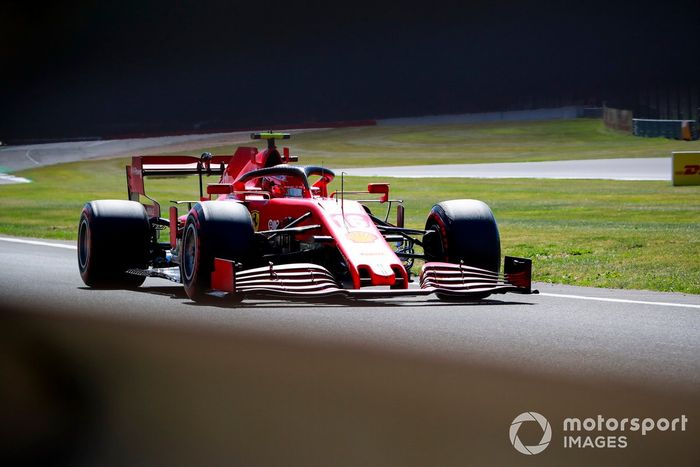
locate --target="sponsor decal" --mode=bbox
[332,213,371,229]
[250,211,260,231]
[347,230,377,243]
[678,164,700,175]
[672,152,700,186]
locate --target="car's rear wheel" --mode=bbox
[78,200,150,288]
[423,199,501,300]
[181,201,254,302]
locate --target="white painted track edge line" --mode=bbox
[539,292,700,309]
[0,236,77,250]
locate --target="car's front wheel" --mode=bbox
[181,201,254,302]
[423,199,501,300]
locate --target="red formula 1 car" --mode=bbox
[77,132,533,302]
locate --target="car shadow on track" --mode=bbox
[113,285,535,309]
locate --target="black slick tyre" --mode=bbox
[78,200,150,288]
[423,199,501,300]
[180,201,254,302]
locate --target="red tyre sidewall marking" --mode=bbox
[185,207,205,292]
[429,211,449,261]
[79,206,94,278]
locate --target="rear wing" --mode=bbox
[127,154,234,218]
[126,143,294,218]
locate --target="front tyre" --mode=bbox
[423,199,501,300]
[78,200,150,288]
[181,201,254,302]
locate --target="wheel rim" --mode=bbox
[183,223,197,282]
[78,217,89,271]
[425,218,446,261]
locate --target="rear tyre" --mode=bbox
[181,201,254,302]
[78,200,150,288]
[423,199,501,300]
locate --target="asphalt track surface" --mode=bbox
[339,157,670,180]
[0,132,249,172]
[2,235,699,395]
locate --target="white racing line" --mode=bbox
[24,149,41,166]
[539,292,700,310]
[1,236,698,309]
[0,236,77,250]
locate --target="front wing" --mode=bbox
[209,256,535,300]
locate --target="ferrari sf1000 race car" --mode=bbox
[77,132,533,303]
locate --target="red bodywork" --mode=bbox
[126,144,408,290]
[125,140,533,299]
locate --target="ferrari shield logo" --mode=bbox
[251,210,260,231]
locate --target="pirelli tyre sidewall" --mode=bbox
[181,201,254,302]
[423,199,501,300]
[424,199,502,272]
[78,200,150,288]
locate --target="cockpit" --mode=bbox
[233,165,335,200]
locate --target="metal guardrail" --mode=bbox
[633,119,699,140]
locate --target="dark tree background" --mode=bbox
[1,0,699,141]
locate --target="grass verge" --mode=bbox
[179,119,700,167]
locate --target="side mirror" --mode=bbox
[367,183,389,203]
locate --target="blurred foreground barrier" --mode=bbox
[673,151,700,186]
[1,301,698,467]
[634,119,699,140]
